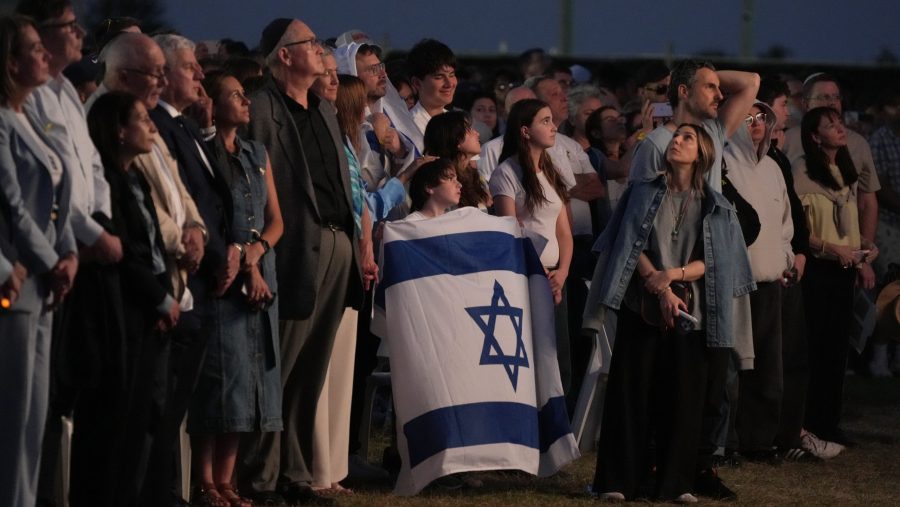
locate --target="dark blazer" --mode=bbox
[246,77,362,320]
[150,105,233,306]
[105,165,173,313]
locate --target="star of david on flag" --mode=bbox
[466,281,529,390]
[373,207,579,496]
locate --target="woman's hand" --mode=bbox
[243,241,266,270]
[246,265,273,305]
[659,289,688,329]
[644,269,672,295]
[547,267,568,297]
[828,243,856,268]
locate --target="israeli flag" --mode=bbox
[374,207,579,496]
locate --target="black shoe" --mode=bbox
[740,449,783,466]
[780,447,823,463]
[694,468,737,501]
[246,490,286,506]
[710,451,742,468]
[279,484,335,506]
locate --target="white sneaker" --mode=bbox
[675,493,699,504]
[801,431,845,459]
[598,491,625,502]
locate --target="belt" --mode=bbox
[322,222,344,232]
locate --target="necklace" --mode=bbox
[669,187,695,240]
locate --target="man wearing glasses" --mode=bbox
[85,31,209,505]
[782,73,881,291]
[240,18,370,506]
[334,40,415,191]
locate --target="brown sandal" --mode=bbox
[218,483,253,507]
[192,483,228,507]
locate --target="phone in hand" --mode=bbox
[651,102,673,119]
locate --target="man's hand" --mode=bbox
[157,300,181,331]
[857,263,876,290]
[793,253,807,280]
[181,226,205,273]
[185,86,215,129]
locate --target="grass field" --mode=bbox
[339,375,900,506]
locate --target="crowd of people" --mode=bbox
[1,2,899,506]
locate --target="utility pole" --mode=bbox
[560,0,573,55]
[740,0,755,58]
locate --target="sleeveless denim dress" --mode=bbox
[189,137,282,433]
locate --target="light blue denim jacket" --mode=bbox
[582,175,756,347]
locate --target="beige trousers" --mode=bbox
[311,308,358,488]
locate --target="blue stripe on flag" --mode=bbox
[403,401,538,468]
[376,231,545,309]
[538,396,572,453]
[402,396,571,467]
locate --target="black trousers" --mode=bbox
[775,282,809,450]
[736,282,784,452]
[802,256,856,439]
[139,308,209,507]
[593,308,726,501]
[348,289,381,454]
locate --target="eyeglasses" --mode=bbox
[743,112,767,125]
[644,84,668,95]
[494,82,514,92]
[40,19,81,32]
[602,116,627,125]
[282,37,323,49]
[123,68,167,82]
[360,62,385,76]
[808,94,841,103]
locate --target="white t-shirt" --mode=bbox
[489,158,563,267]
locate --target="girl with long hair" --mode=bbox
[424,110,490,210]
[490,98,571,299]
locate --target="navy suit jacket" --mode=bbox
[150,105,233,309]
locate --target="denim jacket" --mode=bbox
[582,175,756,347]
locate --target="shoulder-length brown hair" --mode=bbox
[498,98,568,214]
[335,74,367,153]
[0,15,37,107]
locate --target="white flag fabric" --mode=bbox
[373,207,579,496]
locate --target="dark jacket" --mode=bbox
[150,106,233,309]
[245,77,362,320]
